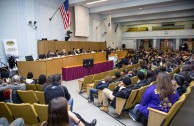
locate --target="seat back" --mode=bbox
[17,90,38,104]
[108,82,120,91]
[101,71,110,79]
[7,103,39,125]
[26,84,38,91]
[82,75,93,89]
[118,68,124,73]
[33,103,48,123]
[131,76,138,84]
[93,80,101,89]
[34,91,45,104]
[134,86,146,104]
[0,102,14,122]
[92,73,102,82]
[109,69,117,77]
[124,89,138,109]
[36,84,43,91]
[162,95,186,126]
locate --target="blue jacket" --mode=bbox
[96,81,110,90]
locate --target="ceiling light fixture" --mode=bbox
[139,8,142,10]
[86,0,108,5]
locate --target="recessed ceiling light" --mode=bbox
[139,8,142,10]
[87,0,108,5]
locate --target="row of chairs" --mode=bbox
[79,63,140,93]
[147,81,194,126]
[26,84,43,91]
[17,90,45,104]
[0,102,48,125]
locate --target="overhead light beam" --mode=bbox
[87,0,108,5]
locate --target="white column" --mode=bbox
[153,39,157,48]
[176,38,180,50]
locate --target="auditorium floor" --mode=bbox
[62,79,143,126]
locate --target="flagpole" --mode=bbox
[49,8,60,21]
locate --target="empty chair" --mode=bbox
[26,84,38,91]
[101,71,110,79]
[33,103,48,123]
[6,103,39,125]
[92,73,102,82]
[131,76,138,84]
[78,75,93,93]
[17,90,39,104]
[109,69,117,77]
[0,102,14,122]
[116,89,138,116]
[34,91,45,104]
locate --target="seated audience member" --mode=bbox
[116,56,129,68]
[139,64,148,75]
[0,117,25,126]
[164,62,173,72]
[61,49,66,55]
[10,75,26,103]
[112,72,122,83]
[41,97,97,126]
[179,64,191,86]
[47,50,54,58]
[134,71,148,88]
[146,70,154,84]
[54,50,59,57]
[0,71,11,84]
[42,75,53,91]
[25,72,36,84]
[44,74,73,111]
[128,68,138,78]
[100,77,136,111]
[174,74,186,96]
[88,76,112,103]
[121,68,130,78]
[129,72,179,126]
[38,74,47,85]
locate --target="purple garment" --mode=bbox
[137,84,179,117]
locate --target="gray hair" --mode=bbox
[12,75,20,83]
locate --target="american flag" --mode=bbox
[59,0,71,29]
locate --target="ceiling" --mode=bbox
[69,0,194,25]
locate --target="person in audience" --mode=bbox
[41,97,97,126]
[42,75,53,91]
[173,74,186,96]
[38,74,47,85]
[44,74,73,111]
[145,70,154,84]
[47,50,54,58]
[54,50,59,57]
[134,71,148,88]
[139,64,148,75]
[25,72,36,84]
[0,71,11,84]
[61,49,66,55]
[128,68,138,78]
[100,77,135,111]
[0,117,25,126]
[88,76,112,103]
[128,72,179,126]
[179,64,191,86]
[121,68,130,78]
[116,56,129,68]
[112,71,122,83]
[10,75,25,103]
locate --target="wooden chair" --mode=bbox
[36,84,43,91]
[134,86,145,104]
[33,103,48,123]
[34,91,45,104]
[115,89,138,115]
[92,73,102,82]
[78,75,93,93]
[0,102,14,122]
[131,76,138,84]
[17,90,39,104]
[108,82,120,91]
[109,69,117,77]
[101,71,110,80]
[147,95,186,126]
[7,103,39,125]
[117,68,124,74]
[26,84,38,91]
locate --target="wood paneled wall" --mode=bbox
[38,40,107,55]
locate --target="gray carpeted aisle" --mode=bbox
[62,79,143,126]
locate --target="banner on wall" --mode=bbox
[3,39,19,57]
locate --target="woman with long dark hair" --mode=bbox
[129,72,179,126]
[41,97,96,126]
